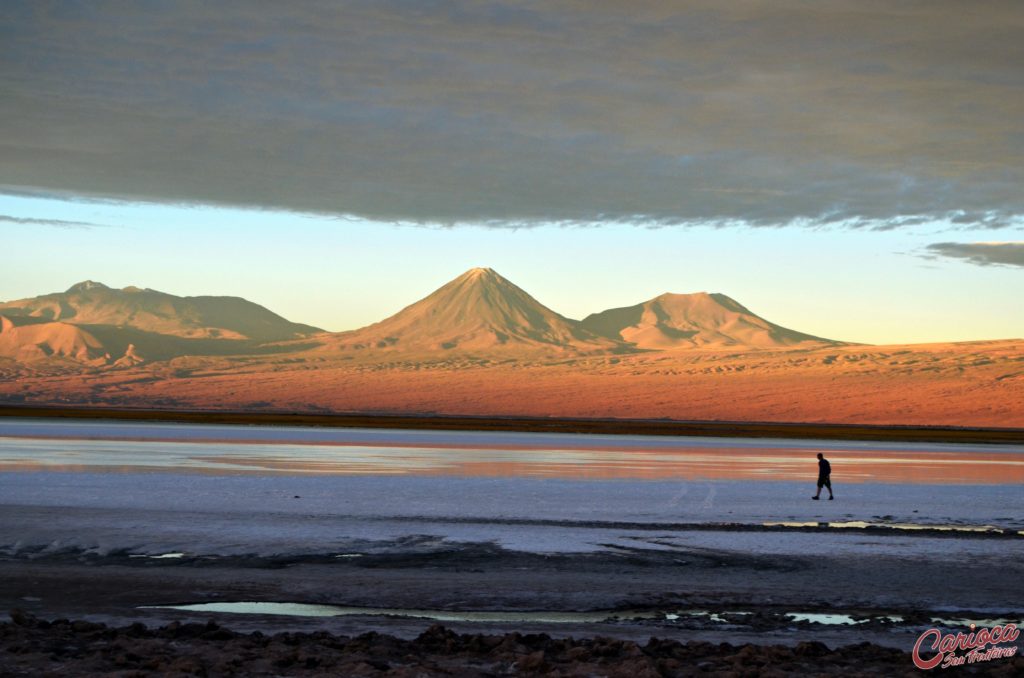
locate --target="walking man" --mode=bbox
[812,452,833,500]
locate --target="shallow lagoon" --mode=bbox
[1,418,1022,484]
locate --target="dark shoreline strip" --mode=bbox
[1,611,923,676]
[1,405,1022,444]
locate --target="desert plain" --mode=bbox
[0,268,1021,428]
[3,339,1022,427]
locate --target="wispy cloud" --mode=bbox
[0,214,105,229]
[1,1,1023,228]
[925,242,1024,267]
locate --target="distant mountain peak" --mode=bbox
[66,280,110,293]
[583,291,839,349]
[332,268,620,354]
[453,267,504,285]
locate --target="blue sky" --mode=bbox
[1,193,1020,345]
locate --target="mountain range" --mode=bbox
[0,281,321,365]
[0,268,841,366]
[0,281,321,340]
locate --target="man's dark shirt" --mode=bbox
[818,458,831,478]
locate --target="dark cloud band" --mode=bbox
[1,1,1023,227]
[0,214,103,229]
[925,242,1024,267]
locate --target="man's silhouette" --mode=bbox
[812,453,833,500]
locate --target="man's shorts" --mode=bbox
[817,475,831,489]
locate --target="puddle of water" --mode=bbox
[129,552,187,560]
[140,602,664,623]
[144,602,345,617]
[141,602,913,627]
[676,610,753,624]
[785,612,905,625]
[700,612,729,624]
[762,521,1015,534]
[787,613,862,625]
[828,521,1007,534]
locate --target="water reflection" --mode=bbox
[787,613,862,625]
[141,602,660,623]
[147,603,997,629]
[1,436,1022,484]
[764,521,1012,533]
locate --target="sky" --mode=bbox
[1,1,1021,344]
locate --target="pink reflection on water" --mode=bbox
[1,437,1022,484]
[178,446,1024,484]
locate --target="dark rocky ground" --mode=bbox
[2,535,1022,675]
[8,609,1006,677]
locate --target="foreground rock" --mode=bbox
[5,610,1012,677]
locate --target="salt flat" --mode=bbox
[1,473,1022,557]
[0,421,1021,652]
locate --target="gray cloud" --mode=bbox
[0,214,103,229]
[925,242,1024,267]
[1,1,1023,227]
